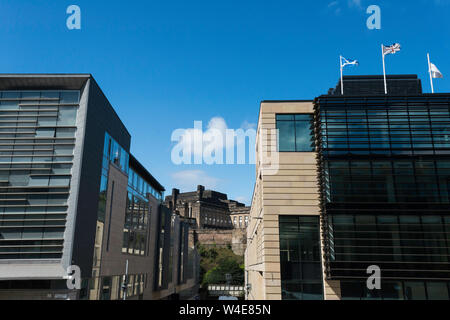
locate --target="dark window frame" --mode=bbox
[276,114,315,152]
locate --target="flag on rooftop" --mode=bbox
[382,43,401,56]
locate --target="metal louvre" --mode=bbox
[0,90,80,260]
[314,94,450,281]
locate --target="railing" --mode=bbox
[207,285,245,297]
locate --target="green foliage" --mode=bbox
[198,244,244,287]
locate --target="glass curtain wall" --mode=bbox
[0,90,79,260]
[279,216,323,300]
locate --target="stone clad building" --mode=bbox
[164,186,250,256]
[164,185,250,231]
[246,75,450,301]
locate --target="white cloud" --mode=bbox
[241,120,256,130]
[348,0,362,8]
[171,170,221,192]
[175,117,227,158]
[171,117,256,165]
[327,0,364,14]
[328,1,339,8]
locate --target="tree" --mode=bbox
[198,245,244,286]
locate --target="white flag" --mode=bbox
[341,56,359,68]
[430,62,443,79]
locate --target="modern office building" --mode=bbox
[246,75,450,300]
[0,74,198,300]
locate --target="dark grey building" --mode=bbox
[0,74,198,300]
[315,75,450,300]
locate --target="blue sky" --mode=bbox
[1,0,449,204]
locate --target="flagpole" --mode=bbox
[382,44,387,94]
[340,55,344,95]
[427,53,434,94]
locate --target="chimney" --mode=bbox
[171,188,180,211]
[197,185,205,200]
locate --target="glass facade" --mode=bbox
[156,207,169,289]
[0,90,79,260]
[122,190,149,256]
[276,114,315,152]
[90,133,130,299]
[341,280,450,300]
[314,94,450,296]
[81,273,147,300]
[128,168,163,201]
[328,214,450,278]
[279,216,323,300]
[88,132,165,299]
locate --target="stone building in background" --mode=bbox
[164,185,250,255]
[164,185,250,231]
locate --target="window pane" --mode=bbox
[58,106,77,126]
[295,121,313,151]
[295,114,312,121]
[426,282,450,300]
[404,281,427,300]
[278,121,295,152]
[277,114,294,121]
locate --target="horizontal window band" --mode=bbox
[0,186,70,190]
[0,168,54,171]
[0,155,74,158]
[0,218,67,222]
[0,251,63,255]
[0,132,42,135]
[0,225,66,228]
[0,238,64,241]
[0,98,60,101]
[0,136,76,140]
[0,125,77,129]
[29,174,72,177]
[0,144,75,147]
[0,161,73,165]
[0,192,69,196]
[327,276,450,281]
[0,245,63,248]
[0,109,59,113]
[18,103,78,106]
[0,204,68,208]
[332,245,450,250]
[332,251,450,257]
[0,149,55,152]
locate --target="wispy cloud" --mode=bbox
[347,0,363,9]
[172,116,255,163]
[241,120,256,130]
[327,0,365,15]
[171,170,221,192]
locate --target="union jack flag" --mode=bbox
[382,43,401,56]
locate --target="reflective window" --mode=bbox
[279,216,323,300]
[276,114,315,152]
[0,90,79,260]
